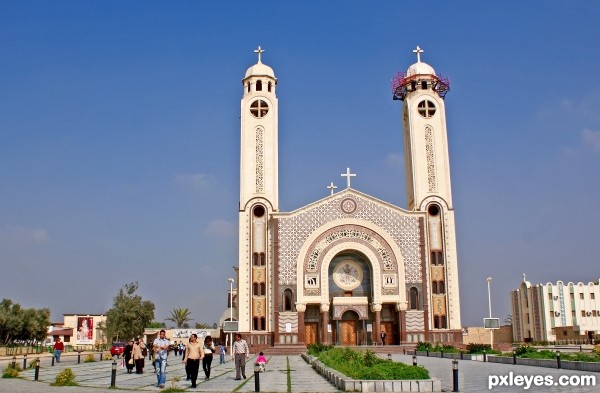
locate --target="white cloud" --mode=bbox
[0,226,50,244]
[385,152,404,166]
[203,219,236,237]
[582,128,600,152]
[173,173,213,190]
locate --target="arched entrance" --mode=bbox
[340,311,359,346]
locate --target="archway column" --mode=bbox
[320,303,330,344]
[396,302,408,343]
[371,303,382,345]
[296,303,306,344]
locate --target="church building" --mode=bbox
[234,46,462,350]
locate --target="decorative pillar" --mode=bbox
[397,302,408,344]
[296,303,306,345]
[372,303,382,345]
[320,303,330,344]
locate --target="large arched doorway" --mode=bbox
[340,310,359,346]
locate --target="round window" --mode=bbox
[250,100,269,118]
[417,100,436,118]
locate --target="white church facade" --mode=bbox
[233,46,462,350]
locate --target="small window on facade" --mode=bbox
[430,251,437,266]
[253,283,258,296]
[437,252,444,265]
[421,81,428,89]
[433,316,439,329]
[432,281,438,294]
[441,316,447,329]
[580,293,584,300]
[260,283,265,295]
[253,317,259,330]
[256,80,262,91]
[283,289,293,311]
[581,310,586,317]
[253,253,259,266]
[570,293,575,300]
[260,317,266,330]
[410,287,419,310]
[268,82,272,92]
[439,281,445,294]
[591,293,595,299]
[417,100,436,118]
[247,83,250,93]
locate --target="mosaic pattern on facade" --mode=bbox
[425,126,437,192]
[277,194,423,286]
[255,127,264,193]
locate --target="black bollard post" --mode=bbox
[452,360,459,392]
[110,361,117,387]
[426,349,429,357]
[483,350,487,362]
[51,355,55,366]
[254,363,261,393]
[23,354,27,369]
[34,358,40,381]
[441,350,444,358]
[403,348,406,355]
[387,353,392,361]
[460,350,464,360]
[12,355,16,369]
[78,351,81,364]
[99,352,103,362]
[412,355,417,366]
[513,350,517,365]
[556,351,561,369]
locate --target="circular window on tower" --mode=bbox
[250,100,269,118]
[417,100,436,118]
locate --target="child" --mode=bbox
[256,351,267,372]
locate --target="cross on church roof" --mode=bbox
[254,46,265,63]
[413,45,424,63]
[327,182,337,196]
[341,167,356,189]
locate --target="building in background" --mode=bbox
[511,277,600,343]
[232,46,462,351]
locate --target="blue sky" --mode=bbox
[1,1,599,329]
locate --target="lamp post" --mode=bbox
[486,276,494,350]
[228,277,235,359]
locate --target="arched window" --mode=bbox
[434,316,440,329]
[439,281,445,294]
[409,287,419,310]
[260,317,265,331]
[256,80,262,91]
[437,252,444,265]
[283,289,293,311]
[432,281,438,294]
[253,283,258,296]
[268,82,272,92]
[247,83,250,93]
[253,252,265,266]
[253,253,259,266]
[441,316,447,329]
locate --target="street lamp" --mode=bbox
[486,276,494,350]
[228,277,235,359]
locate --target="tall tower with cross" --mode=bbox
[238,46,279,333]
[392,46,461,331]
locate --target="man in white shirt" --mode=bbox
[153,330,170,388]
[232,333,250,380]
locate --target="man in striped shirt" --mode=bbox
[232,334,250,380]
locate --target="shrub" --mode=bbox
[466,343,492,354]
[52,368,77,386]
[514,344,536,356]
[415,341,432,351]
[84,354,96,363]
[318,347,429,380]
[2,364,20,378]
[307,343,334,356]
[103,352,113,361]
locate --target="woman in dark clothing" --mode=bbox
[124,340,134,374]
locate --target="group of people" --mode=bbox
[123,338,148,374]
[114,330,266,389]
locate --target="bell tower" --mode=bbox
[238,46,279,334]
[393,46,462,331]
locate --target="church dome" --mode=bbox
[406,61,436,76]
[245,62,275,79]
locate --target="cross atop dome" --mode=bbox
[254,46,265,63]
[413,46,424,63]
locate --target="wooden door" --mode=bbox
[381,322,394,345]
[304,323,318,345]
[340,320,357,346]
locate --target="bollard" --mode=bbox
[441,350,444,358]
[23,354,27,369]
[51,355,55,366]
[403,348,406,355]
[483,350,487,362]
[426,349,429,357]
[513,350,517,365]
[34,358,40,381]
[460,350,464,360]
[78,351,81,364]
[452,360,459,392]
[12,355,16,369]
[387,353,392,361]
[110,360,117,387]
[412,355,417,366]
[99,352,103,362]
[556,350,561,369]
[254,363,261,393]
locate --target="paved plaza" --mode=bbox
[0,352,598,392]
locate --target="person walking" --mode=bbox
[133,337,146,374]
[182,334,202,388]
[53,337,64,363]
[232,333,249,380]
[124,340,135,373]
[153,330,170,388]
[202,336,215,380]
[380,330,387,346]
[219,344,226,364]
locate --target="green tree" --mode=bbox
[0,299,50,344]
[105,283,154,342]
[166,308,192,328]
[194,322,212,329]
[146,321,166,329]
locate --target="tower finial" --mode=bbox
[254,46,265,63]
[413,45,424,63]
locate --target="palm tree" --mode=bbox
[166,308,192,328]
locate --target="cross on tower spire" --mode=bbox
[341,167,356,189]
[327,182,337,196]
[254,46,265,63]
[413,45,424,63]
